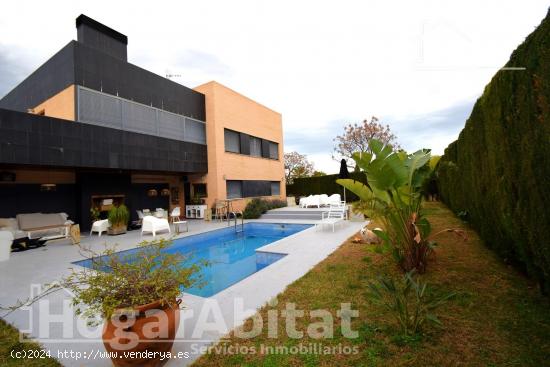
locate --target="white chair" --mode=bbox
[327,194,342,206]
[319,194,330,207]
[170,207,181,223]
[141,216,171,237]
[90,219,109,237]
[135,210,144,226]
[300,195,321,208]
[317,203,346,232]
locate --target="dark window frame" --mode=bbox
[224,129,241,154]
[223,128,279,160]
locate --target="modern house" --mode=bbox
[0,14,285,230]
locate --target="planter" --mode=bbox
[108,226,128,235]
[103,299,181,367]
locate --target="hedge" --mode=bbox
[436,9,550,293]
[286,172,368,202]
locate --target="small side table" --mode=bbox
[173,221,189,234]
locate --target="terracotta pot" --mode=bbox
[102,299,181,367]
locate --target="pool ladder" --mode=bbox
[228,211,244,233]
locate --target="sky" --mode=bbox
[0,0,548,173]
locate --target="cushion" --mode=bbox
[16,213,67,231]
[0,218,18,230]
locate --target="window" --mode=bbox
[250,137,262,157]
[271,181,280,196]
[192,183,207,198]
[226,180,243,199]
[269,142,279,159]
[224,129,240,153]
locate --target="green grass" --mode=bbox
[193,202,550,366]
[0,318,60,366]
[1,202,548,366]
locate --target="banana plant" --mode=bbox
[337,139,435,273]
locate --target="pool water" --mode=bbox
[73,223,312,297]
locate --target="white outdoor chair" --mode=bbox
[90,219,109,237]
[170,207,181,223]
[300,195,322,208]
[327,194,342,206]
[141,216,171,237]
[319,194,330,207]
[317,203,346,232]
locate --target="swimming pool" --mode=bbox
[73,223,312,297]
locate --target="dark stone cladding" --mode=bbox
[0,108,208,173]
[76,14,128,45]
[0,41,206,120]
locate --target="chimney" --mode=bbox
[76,14,128,61]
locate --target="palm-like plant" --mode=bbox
[367,271,455,335]
[337,139,436,273]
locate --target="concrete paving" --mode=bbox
[0,217,365,366]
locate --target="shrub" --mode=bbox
[242,198,287,219]
[338,140,436,273]
[367,272,455,335]
[286,171,368,202]
[436,9,550,293]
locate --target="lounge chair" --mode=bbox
[317,203,346,232]
[300,195,322,208]
[90,219,109,237]
[141,216,171,237]
[16,213,72,240]
[327,194,343,206]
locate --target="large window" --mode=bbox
[226,180,243,199]
[269,142,279,160]
[223,128,279,160]
[250,136,262,157]
[271,181,280,196]
[224,129,241,153]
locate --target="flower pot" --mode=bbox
[108,225,127,235]
[102,299,181,367]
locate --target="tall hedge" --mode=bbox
[437,9,550,292]
[286,172,367,202]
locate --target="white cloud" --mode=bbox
[0,0,548,173]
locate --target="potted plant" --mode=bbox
[90,206,100,222]
[2,238,205,367]
[108,204,130,235]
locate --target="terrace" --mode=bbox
[0,215,365,366]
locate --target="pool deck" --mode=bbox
[0,217,366,366]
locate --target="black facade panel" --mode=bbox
[0,184,77,222]
[243,180,272,197]
[74,42,206,120]
[239,133,250,155]
[0,42,76,112]
[76,15,128,61]
[0,109,207,173]
[0,40,206,122]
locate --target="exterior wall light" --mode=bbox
[40,183,57,192]
[147,189,158,197]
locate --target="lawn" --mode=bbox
[1,202,548,366]
[193,202,550,366]
[0,318,61,367]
